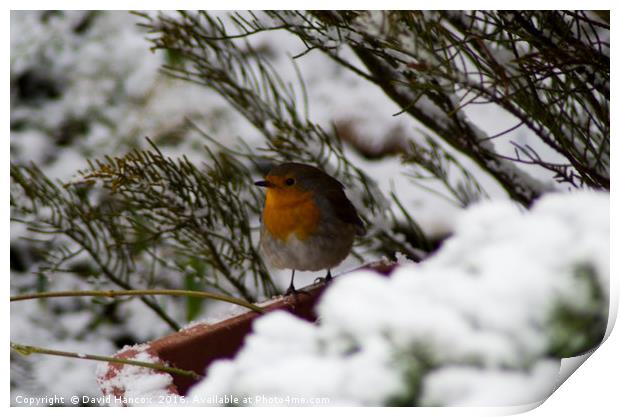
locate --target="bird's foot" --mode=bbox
[284,286,308,297]
[313,271,334,285]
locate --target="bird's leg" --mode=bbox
[285,270,296,296]
[325,269,333,283]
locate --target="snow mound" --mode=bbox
[96,344,180,407]
[191,191,609,406]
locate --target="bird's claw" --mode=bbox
[314,274,333,285]
[284,287,308,297]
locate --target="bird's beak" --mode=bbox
[254,180,272,188]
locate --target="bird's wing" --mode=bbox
[325,187,367,236]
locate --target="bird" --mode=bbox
[255,162,366,295]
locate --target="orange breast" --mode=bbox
[263,188,320,241]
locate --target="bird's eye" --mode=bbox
[285,178,295,186]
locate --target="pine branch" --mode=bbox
[141,11,431,260]
[10,289,264,313]
[11,342,202,380]
[11,163,182,331]
[261,11,608,201]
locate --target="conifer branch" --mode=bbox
[11,342,202,380]
[11,289,265,313]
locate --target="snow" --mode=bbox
[10,277,119,404]
[191,311,406,406]
[420,360,560,406]
[95,344,180,407]
[187,190,609,406]
[9,11,256,401]
[10,10,609,405]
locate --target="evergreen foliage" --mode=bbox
[11,10,609,331]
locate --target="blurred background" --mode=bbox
[10,10,609,405]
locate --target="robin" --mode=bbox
[255,162,366,295]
